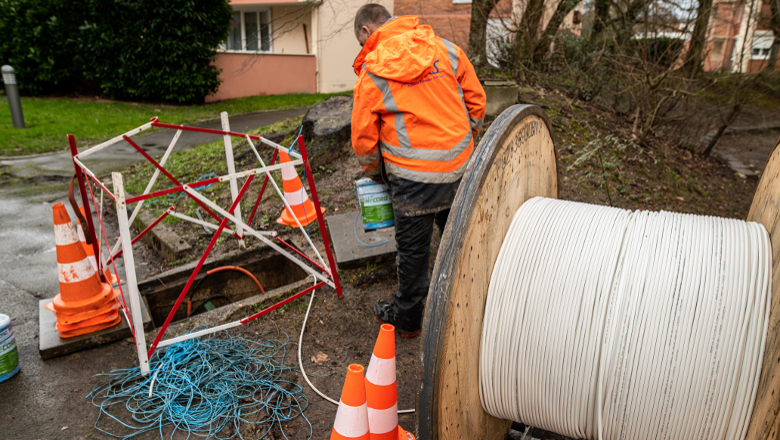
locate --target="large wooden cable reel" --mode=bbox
[415,104,780,440]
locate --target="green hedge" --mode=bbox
[0,0,232,103]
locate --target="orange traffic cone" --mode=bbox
[77,206,118,285]
[44,203,121,338]
[276,150,325,227]
[365,324,415,440]
[331,364,370,440]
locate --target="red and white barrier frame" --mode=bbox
[69,113,343,376]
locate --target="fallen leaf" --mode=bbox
[675,197,684,201]
[61,427,68,431]
[311,351,330,364]
[154,108,161,112]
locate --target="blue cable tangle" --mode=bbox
[87,327,332,440]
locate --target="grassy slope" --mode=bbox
[0,93,347,156]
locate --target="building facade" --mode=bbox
[207,0,393,102]
[704,0,778,73]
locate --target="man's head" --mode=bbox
[354,4,391,46]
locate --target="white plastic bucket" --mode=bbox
[0,314,20,383]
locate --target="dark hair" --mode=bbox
[354,4,391,35]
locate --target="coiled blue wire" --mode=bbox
[87,328,331,439]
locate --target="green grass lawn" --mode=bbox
[0,93,348,157]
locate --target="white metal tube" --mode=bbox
[128,129,182,226]
[217,160,301,182]
[245,135,329,273]
[166,211,235,235]
[221,113,244,245]
[113,172,150,376]
[77,121,155,158]
[156,320,243,349]
[183,185,334,287]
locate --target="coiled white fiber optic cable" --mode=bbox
[480,197,771,440]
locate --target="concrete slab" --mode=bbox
[326,211,396,269]
[39,291,153,360]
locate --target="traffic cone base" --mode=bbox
[277,201,325,227]
[57,314,121,338]
[45,289,119,324]
[55,310,119,332]
[51,282,114,315]
[276,151,326,227]
[397,427,415,440]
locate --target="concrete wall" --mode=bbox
[271,5,312,55]
[206,53,316,102]
[312,0,394,94]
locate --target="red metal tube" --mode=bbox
[274,237,329,274]
[111,210,170,260]
[125,176,221,204]
[85,171,116,202]
[69,135,105,283]
[247,149,278,226]
[122,135,237,239]
[296,135,343,298]
[239,281,326,325]
[147,175,255,357]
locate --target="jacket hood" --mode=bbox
[353,16,438,82]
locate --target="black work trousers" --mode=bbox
[392,208,450,329]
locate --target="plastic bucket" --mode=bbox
[0,314,20,383]
[355,178,395,231]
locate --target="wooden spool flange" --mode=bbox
[415,103,780,440]
[416,104,558,439]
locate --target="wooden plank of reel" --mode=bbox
[745,135,780,440]
[416,105,558,439]
[416,103,780,440]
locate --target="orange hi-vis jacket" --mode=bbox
[351,16,486,184]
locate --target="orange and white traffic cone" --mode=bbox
[276,150,325,227]
[365,324,415,440]
[77,206,117,285]
[44,203,121,338]
[331,364,370,440]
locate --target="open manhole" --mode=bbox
[137,246,309,325]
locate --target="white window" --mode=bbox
[751,31,773,60]
[224,10,272,52]
[711,40,724,62]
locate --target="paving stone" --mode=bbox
[326,211,396,269]
[39,290,153,360]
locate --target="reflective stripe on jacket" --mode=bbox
[351,16,486,184]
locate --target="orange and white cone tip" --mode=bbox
[276,150,325,227]
[77,206,118,285]
[47,203,121,338]
[331,364,370,440]
[366,324,415,440]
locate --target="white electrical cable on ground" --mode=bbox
[297,282,415,413]
[480,197,772,440]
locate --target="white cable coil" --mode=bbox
[480,197,772,440]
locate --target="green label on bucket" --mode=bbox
[0,338,18,376]
[356,178,394,230]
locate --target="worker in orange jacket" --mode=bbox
[351,5,486,337]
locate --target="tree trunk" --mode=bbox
[532,0,580,63]
[768,0,780,70]
[682,0,714,77]
[592,0,611,37]
[468,0,501,68]
[513,0,546,65]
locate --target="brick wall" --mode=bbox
[395,0,512,52]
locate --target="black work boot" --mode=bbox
[372,300,421,338]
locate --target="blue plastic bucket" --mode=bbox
[0,314,20,383]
